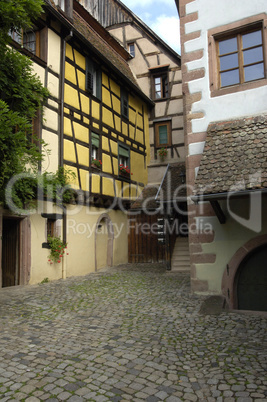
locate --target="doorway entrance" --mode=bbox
[237,245,267,311]
[2,217,20,287]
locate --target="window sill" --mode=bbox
[11,40,47,67]
[210,78,267,98]
[153,97,169,102]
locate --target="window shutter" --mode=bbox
[96,69,102,100]
[91,132,99,148]
[119,145,129,158]
[121,89,129,118]
[86,58,94,93]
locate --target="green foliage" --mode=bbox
[47,235,67,264]
[41,167,77,205]
[0,0,51,210]
[0,100,42,204]
[0,0,44,45]
[40,277,49,284]
[0,48,49,118]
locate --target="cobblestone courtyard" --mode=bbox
[0,264,266,401]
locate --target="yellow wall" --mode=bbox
[63,45,150,200]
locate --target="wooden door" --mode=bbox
[128,213,166,263]
[2,218,20,287]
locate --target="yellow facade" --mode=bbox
[63,43,150,202]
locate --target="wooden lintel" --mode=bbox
[210,200,226,224]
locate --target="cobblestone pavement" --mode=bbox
[0,264,266,402]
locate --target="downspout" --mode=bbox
[60,29,73,279]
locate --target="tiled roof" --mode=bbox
[131,185,159,210]
[73,11,139,89]
[131,163,186,210]
[159,163,186,201]
[44,0,153,104]
[194,114,267,195]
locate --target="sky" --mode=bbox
[120,0,181,54]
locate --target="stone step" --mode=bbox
[171,237,190,272]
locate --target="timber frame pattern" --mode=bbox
[63,42,149,206]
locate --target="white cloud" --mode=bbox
[151,15,181,54]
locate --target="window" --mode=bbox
[155,121,171,148]
[128,43,135,57]
[47,219,56,238]
[86,58,102,100]
[9,26,47,61]
[154,74,168,99]
[149,66,169,100]
[217,29,264,88]
[23,30,37,54]
[208,16,267,96]
[118,144,130,176]
[91,132,100,162]
[121,88,129,119]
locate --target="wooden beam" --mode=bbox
[210,200,226,224]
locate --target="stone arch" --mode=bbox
[222,234,267,310]
[95,213,114,271]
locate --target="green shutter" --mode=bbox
[159,125,168,144]
[119,145,129,158]
[91,132,99,147]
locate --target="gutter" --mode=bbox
[191,188,267,203]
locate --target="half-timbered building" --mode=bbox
[0,0,153,286]
[77,0,189,270]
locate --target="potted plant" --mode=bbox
[119,164,133,177]
[91,159,102,169]
[158,147,168,161]
[47,235,68,264]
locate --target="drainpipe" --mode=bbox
[60,29,73,280]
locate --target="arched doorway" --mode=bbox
[222,235,267,311]
[95,214,114,271]
[236,245,267,311]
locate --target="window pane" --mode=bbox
[219,37,237,55]
[220,69,239,87]
[242,30,262,49]
[243,47,263,65]
[219,53,239,71]
[159,125,168,144]
[23,31,36,54]
[244,63,264,82]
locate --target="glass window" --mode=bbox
[155,121,171,148]
[128,43,135,57]
[153,73,169,100]
[118,145,130,176]
[217,28,264,88]
[91,132,100,161]
[86,58,102,99]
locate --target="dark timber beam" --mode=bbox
[210,200,226,224]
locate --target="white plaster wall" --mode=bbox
[47,29,61,75]
[194,199,267,293]
[184,0,267,134]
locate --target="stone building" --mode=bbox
[0,0,153,286]
[176,0,267,311]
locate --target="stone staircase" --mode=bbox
[171,237,190,271]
